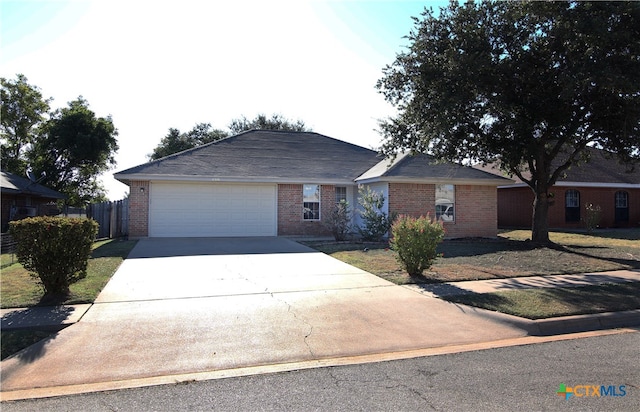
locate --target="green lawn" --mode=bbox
[1,238,137,360]
[1,238,137,308]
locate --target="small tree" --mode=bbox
[323,200,352,241]
[390,215,444,276]
[357,185,395,242]
[9,217,98,298]
[583,203,602,232]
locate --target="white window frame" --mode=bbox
[303,184,320,221]
[435,184,455,222]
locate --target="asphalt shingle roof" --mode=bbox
[115,130,512,186]
[357,153,513,184]
[115,130,381,183]
[559,147,639,184]
[0,171,65,199]
[477,147,640,185]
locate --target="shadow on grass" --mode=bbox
[1,329,60,362]
[91,239,138,259]
[407,280,477,297]
[550,243,640,269]
[436,238,536,258]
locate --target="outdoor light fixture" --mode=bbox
[140,187,145,194]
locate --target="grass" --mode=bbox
[1,238,137,360]
[444,282,640,319]
[306,228,640,320]
[306,228,640,285]
[1,238,137,308]
[1,330,54,360]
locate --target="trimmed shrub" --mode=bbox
[9,217,99,297]
[323,200,352,241]
[390,214,445,276]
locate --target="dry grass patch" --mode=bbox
[445,282,640,319]
[304,228,639,285]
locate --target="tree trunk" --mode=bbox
[531,188,551,244]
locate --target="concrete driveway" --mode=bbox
[1,237,528,394]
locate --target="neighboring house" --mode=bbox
[482,147,640,229]
[1,171,66,232]
[114,130,512,239]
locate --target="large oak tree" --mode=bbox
[376,1,640,243]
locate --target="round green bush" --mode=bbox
[9,216,98,297]
[390,214,445,276]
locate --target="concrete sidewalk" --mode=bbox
[3,270,638,333]
[1,237,638,400]
[405,269,640,297]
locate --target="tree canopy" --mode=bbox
[148,123,228,160]
[149,114,311,160]
[376,0,640,243]
[0,74,51,176]
[2,75,119,205]
[228,113,310,135]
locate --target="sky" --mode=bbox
[2,0,447,200]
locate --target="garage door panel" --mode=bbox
[149,183,276,237]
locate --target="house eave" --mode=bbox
[355,176,513,186]
[498,181,640,189]
[114,173,357,186]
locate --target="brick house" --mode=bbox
[1,171,65,232]
[488,148,640,229]
[114,130,511,238]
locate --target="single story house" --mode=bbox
[486,147,640,229]
[114,130,512,239]
[1,171,66,232]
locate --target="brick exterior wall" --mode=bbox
[499,186,640,229]
[128,180,149,238]
[388,183,498,238]
[277,184,334,236]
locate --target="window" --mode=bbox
[335,186,347,204]
[615,191,629,222]
[435,184,455,222]
[565,189,580,222]
[303,184,320,220]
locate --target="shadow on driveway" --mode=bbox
[126,237,317,259]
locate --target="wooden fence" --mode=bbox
[87,198,129,239]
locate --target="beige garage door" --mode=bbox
[149,182,277,237]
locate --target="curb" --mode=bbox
[464,306,640,336]
[2,328,637,402]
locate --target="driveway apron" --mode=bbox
[1,238,527,391]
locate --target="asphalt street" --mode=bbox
[2,330,638,411]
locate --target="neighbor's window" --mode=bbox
[335,186,347,204]
[303,184,320,220]
[615,191,629,222]
[435,184,455,222]
[565,189,580,222]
